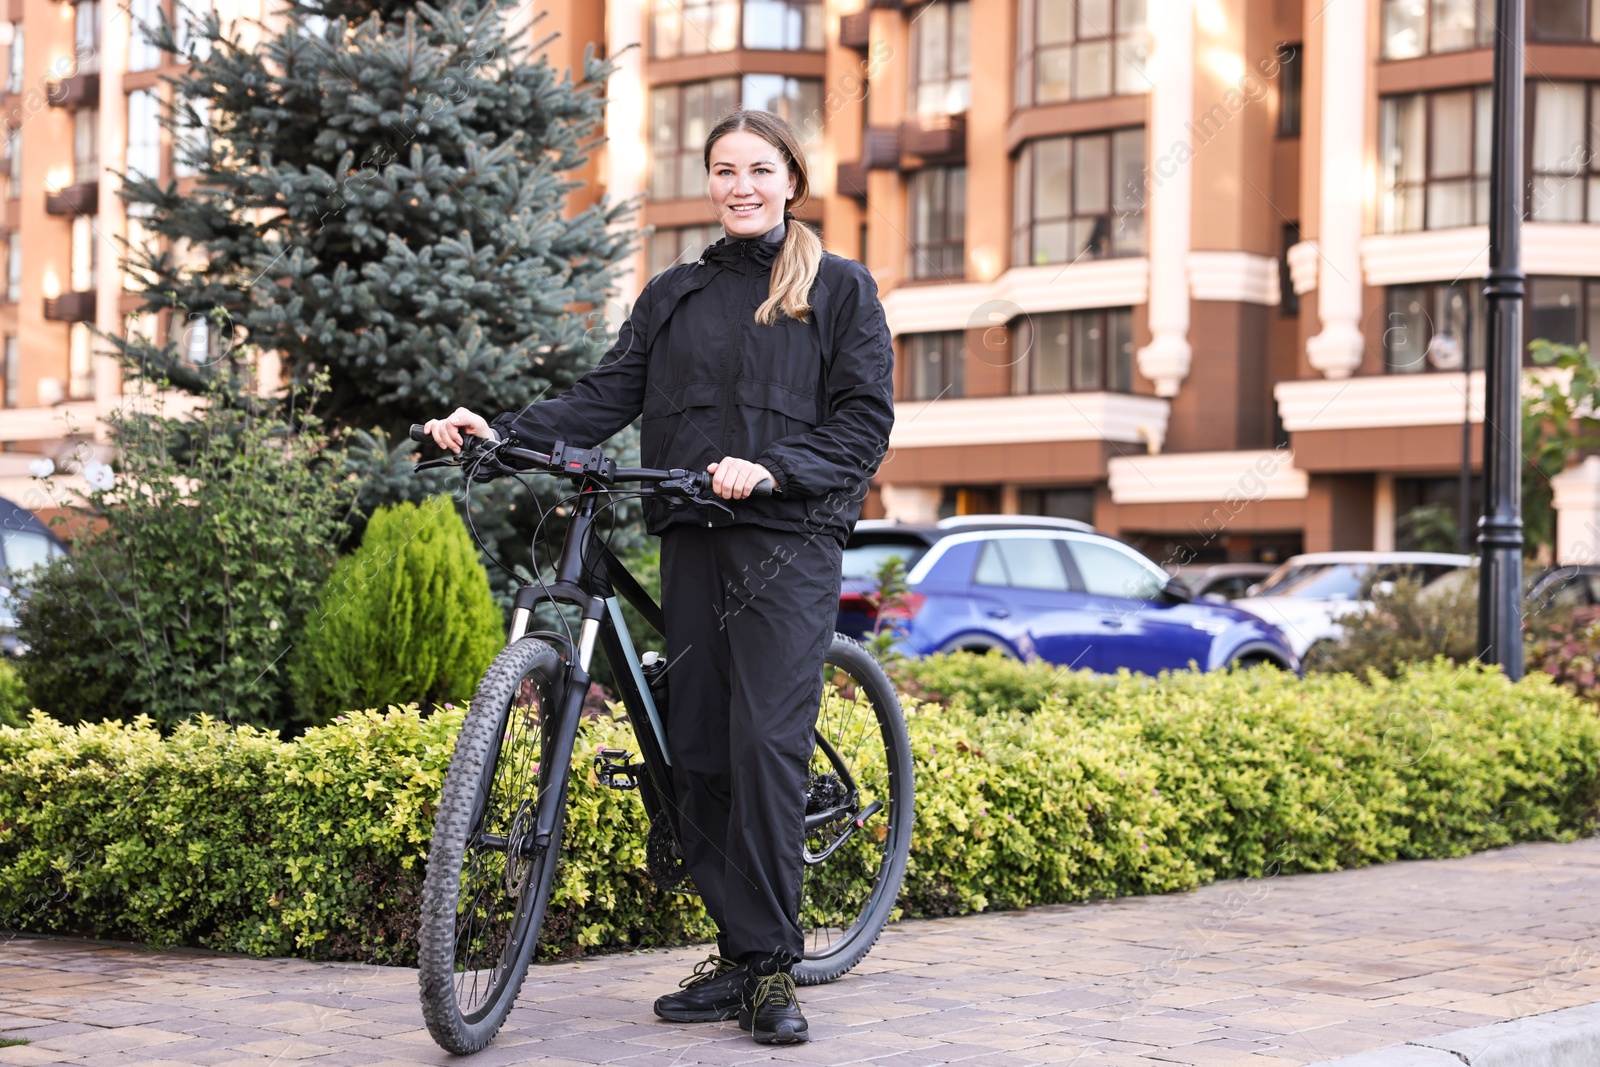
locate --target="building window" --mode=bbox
[127,90,162,180]
[1012,308,1134,393]
[74,0,102,74]
[5,24,21,95]
[1013,128,1145,267]
[3,125,17,199]
[71,215,97,293]
[649,77,820,200]
[69,323,93,400]
[909,0,970,117]
[1528,276,1600,350]
[1378,87,1490,233]
[743,0,823,50]
[1277,43,1302,138]
[5,235,17,303]
[1385,281,1486,374]
[1529,82,1600,223]
[125,204,157,291]
[1380,0,1493,59]
[908,166,965,280]
[1279,222,1300,317]
[1016,0,1149,107]
[73,108,99,185]
[176,0,212,63]
[648,223,722,277]
[2,336,15,409]
[1532,0,1600,41]
[129,0,162,71]
[741,74,822,151]
[650,0,822,57]
[1018,487,1096,524]
[903,332,965,401]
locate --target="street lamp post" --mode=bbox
[1478,0,1525,678]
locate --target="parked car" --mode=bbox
[1230,551,1472,658]
[1171,562,1277,602]
[837,521,1300,675]
[1526,564,1600,617]
[0,496,69,654]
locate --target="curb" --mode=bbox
[1319,1002,1600,1066]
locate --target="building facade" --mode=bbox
[2,0,1598,562]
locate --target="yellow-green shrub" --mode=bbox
[1,660,1596,962]
[290,496,502,721]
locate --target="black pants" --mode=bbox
[659,521,845,965]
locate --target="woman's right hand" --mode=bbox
[423,408,494,453]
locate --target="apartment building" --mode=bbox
[3,0,1597,563]
[596,0,1600,565]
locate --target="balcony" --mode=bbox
[902,111,968,163]
[44,290,96,323]
[839,11,870,50]
[45,180,97,217]
[46,72,99,110]
[868,0,902,7]
[862,126,902,170]
[836,161,869,201]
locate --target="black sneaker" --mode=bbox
[653,955,747,1023]
[738,971,809,1045]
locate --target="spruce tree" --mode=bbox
[116,0,648,595]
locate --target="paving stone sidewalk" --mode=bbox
[3,838,1600,1067]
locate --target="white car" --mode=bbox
[1230,551,1472,658]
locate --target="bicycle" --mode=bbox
[407,425,915,1055]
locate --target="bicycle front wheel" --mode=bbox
[418,637,569,1054]
[792,634,914,985]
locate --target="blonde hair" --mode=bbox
[704,109,823,325]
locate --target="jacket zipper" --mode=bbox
[717,243,758,458]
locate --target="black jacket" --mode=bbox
[491,231,896,538]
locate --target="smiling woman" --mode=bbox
[421,108,895,1046]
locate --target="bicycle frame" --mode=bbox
[502,485,680,857]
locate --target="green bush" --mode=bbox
[1,660,1596,961]
[14,388,353,733]
[0,659,31,729]
[290,497,503,720]
[1308,570,1481,678]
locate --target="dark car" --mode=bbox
[1171,562,1277,602]
[1527,565,1600,616]
[838,521,1300,675]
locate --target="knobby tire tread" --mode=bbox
[792,634,915,987]
[417,638,566,1054]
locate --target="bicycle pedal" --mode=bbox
[593,749,643,790]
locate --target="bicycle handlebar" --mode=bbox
[408,423,775,499]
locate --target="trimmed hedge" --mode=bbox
[1,660,1597,962]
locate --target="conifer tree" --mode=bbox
[116,0,648,593]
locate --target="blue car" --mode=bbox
[838,518,1300,675]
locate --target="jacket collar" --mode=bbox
[699,221,786,269]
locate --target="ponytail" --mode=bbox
[757,211,823,325]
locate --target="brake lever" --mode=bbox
[655,474,735,517]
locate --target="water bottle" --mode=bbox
[640,649,671,724]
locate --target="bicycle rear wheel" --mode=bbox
[418,638,569,1054]
[792,635,914,985]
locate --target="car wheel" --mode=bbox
[1228,652,1284,672]
[935,634,1017,658]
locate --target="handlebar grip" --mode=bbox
[752,477,774,496]
[409,423,428,443]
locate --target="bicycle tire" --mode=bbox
[418,638,570,1054]
[792,634,914,986]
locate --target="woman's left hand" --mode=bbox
[706,457,775,500]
